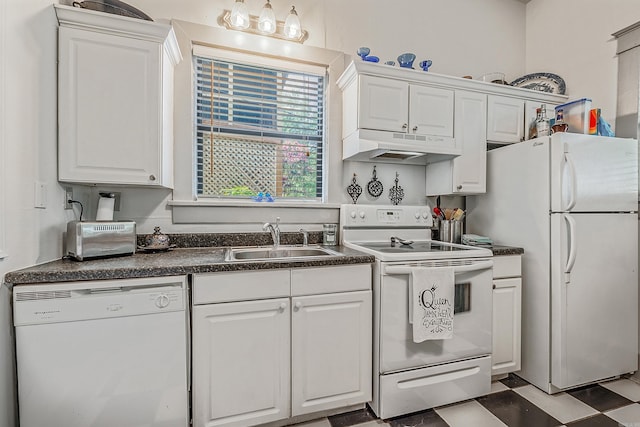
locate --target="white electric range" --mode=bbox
[340,204,493,419]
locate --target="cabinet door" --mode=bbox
[492,278,522,376]
[291,291,372,416]
[487,95,525,143]
[192,299,290,427]
[409,85,454,138]
[358,75,409,132]
[452,90,487,193]
[58,27,163,186]
[425,90,486,196]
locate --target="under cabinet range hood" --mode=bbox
[342,129,461,165]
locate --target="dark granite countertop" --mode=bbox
[4,245,375,286]
[3,227,521,285]
[491,245,524,256]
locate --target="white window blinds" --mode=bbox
[194,48,326,200]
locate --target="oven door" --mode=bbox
[378,259,493,373]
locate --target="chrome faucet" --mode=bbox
[263,217,281,248]
[299,228,309,246]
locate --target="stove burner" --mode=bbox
[358,241,477,254]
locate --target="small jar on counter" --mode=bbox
[323,224,337,245]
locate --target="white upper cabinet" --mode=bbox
[357,75,454,138]
[55,5,182,187]
[426,90,487,195]
[409,85,454,138]
[487,95,526,144]
[358,75,409,133]
[337,61,566,169]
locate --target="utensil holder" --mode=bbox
[439,220,462,244]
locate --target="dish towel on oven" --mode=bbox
[410,267,455,343]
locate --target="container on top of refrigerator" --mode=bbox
[554,98,592,134]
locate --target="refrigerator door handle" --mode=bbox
[564,213,577,283]
[564,150,577,211]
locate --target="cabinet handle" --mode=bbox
[402,123,408,130]
[278,302,287,312]
[457,185,463,190]
[493,284,496,289]
[294,301,302,311]
[413,126,418,132]
[149,174,156,181]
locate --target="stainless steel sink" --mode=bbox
[226,245,342,261]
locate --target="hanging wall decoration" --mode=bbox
[366,165,383,198]
[388,172,404,205]
[347,173,362,204]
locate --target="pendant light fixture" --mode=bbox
[258,0,276,35]
[230,0,250,30]
[284,6,302,39]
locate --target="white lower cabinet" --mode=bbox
[291,291,372,416]
[192,299,291,427]
[191,264,372,427]
[491,255,522,377]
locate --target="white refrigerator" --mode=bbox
[467,133,638,393]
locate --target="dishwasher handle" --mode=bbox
[383,260,493,276]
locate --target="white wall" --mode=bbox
[0,1,74,426]
[525,0,640,127]
[86,0,528,234]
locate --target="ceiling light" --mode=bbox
[283,6,301,39]
[219,2,308,43]
[230,0,250,30]
[258,0,276,35]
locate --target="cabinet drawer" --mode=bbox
[379,356,491,419]
[493,255,521,279]
[291,264,371,296]
[193,270,290,304]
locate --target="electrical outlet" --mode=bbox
[64,187,73,210]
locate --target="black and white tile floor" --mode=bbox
[294,375,640,427]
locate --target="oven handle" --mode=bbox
[383,260,493,276]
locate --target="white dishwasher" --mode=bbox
[13,275,189,427]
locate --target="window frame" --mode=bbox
[193,45,327,202]
[168,20,346,224]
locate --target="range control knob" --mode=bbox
[422,212,429,219]
[414,212,421,219]
[350,211,357,219]
[155,294,170,309]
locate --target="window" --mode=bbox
[194,47,326,201]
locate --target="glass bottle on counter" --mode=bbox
[529,108,541,139]
[536,104,551,137]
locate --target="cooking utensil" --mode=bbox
[347,173,362,204]
[433,206,444,220]
[388,172,404,205]
[367,166,384,198]
[452,208,465,221]
[391,236,414,246]
[444,208,455,220]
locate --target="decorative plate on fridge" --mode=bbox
[509,72,566,95]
